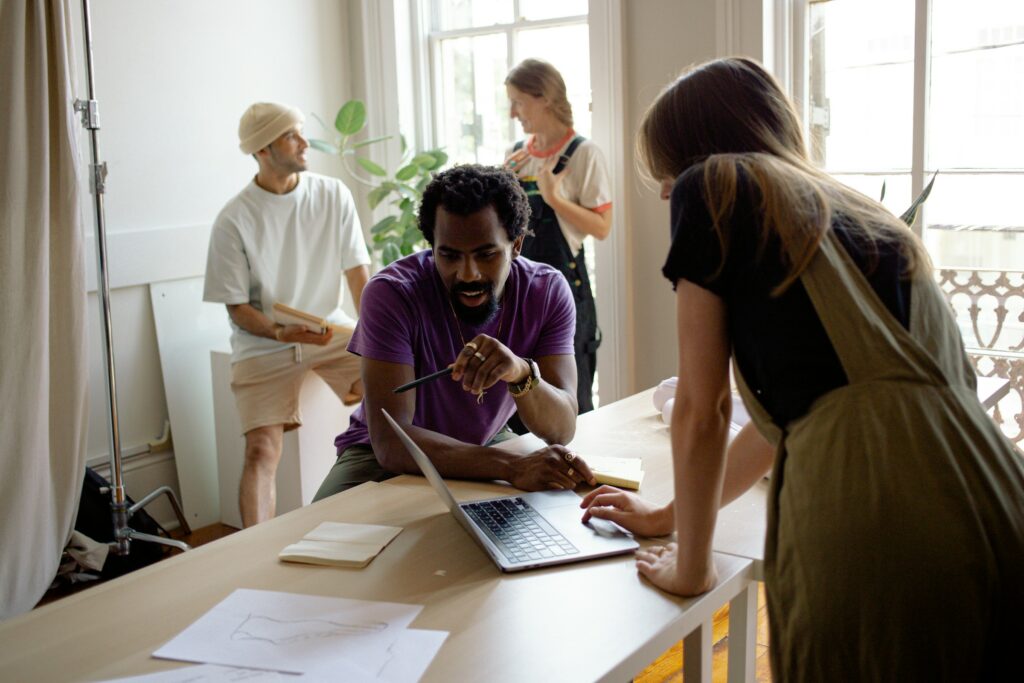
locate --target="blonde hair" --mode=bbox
[505,59,573,128]
[638,57,929,295]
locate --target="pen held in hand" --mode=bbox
[392,366,454,393]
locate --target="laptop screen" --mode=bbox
[381,409,460,512]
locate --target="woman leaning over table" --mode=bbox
[580,57,1024,680]
[503,59,612,415]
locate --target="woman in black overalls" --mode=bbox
[504,59,613,414]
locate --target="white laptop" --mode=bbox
[382,410,639,572]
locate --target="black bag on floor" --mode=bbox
[74,466,171,578]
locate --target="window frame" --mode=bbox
[366,0,631,401]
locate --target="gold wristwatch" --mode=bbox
[508,358,540,398]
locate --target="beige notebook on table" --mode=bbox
[588,456,645,490]
[278,521,402,568]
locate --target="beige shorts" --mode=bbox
[230,329,361,435]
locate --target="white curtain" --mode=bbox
[0,0,89,619]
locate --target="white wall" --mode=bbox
[621,0,722,392]
[72,0,357,526]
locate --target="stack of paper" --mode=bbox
[588,456,645,490]
[279,522,402,568]
[151,589,447,682]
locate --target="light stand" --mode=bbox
[75,0,191,555]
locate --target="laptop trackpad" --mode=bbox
[522,490,634,542]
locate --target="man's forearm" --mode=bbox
[371,422,514,481]
[227,303,280,340]
[510,382,576,445]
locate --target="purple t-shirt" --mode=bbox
[334,250,576,454]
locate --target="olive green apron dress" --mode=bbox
[734,232,1024,680]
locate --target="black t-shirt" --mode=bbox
[661,164,911,427]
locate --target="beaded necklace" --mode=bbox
[447,297,503,405]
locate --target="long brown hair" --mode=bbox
[638,57,929,295]
[505,59,574,129]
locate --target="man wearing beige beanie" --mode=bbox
[203,102,371,527]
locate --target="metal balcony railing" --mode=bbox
[936,268,1024,453]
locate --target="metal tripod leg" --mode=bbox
[128,485,192,536]
[124,529,190,553]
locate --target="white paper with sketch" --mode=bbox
[96,663,332,682]
[279,522,402,568]
[153,589,421,677]
[103,628,446,683]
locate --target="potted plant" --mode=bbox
[309,100,448,265]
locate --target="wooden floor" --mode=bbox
[635,583,772,683]
[40,523,772,681]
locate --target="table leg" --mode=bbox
[683,618,712,683]
[727,582,758,683]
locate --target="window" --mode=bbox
[800,0,1024,270]
[426,0,590,165]
[791,0,1024,448]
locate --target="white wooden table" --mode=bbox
[0,393,758,683]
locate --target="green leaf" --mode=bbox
[402,224,424,244]
[382,242,402,265]
[352,135,392,149]
[308,138,339,154]
[411,153,438,169]
[335,100,366,136]
[396,183,419,199]
[310,112,332,135]
[370,215,398,234]
[430,150,448,167]
[879,180,887,202]
[899,171,938,226]
[357,157,388,177]
[416,175,431,193]
[400,242,415,256]
[400,135,408,156]
[399,198,413,212]
[395,164,419,181]
[367,185,390,210]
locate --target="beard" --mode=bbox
[450,280,500,326]
[269,146,307,174]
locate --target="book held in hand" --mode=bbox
[272,302,354,335]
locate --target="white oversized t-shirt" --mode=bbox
[203,172,370,363]
[507,133,612,254]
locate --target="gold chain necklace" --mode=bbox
[447,297,503,405]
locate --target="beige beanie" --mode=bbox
[238,102,305,154]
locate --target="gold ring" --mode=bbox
[564,451,576,463]
[567,467,575,477]
[474,352,487,362]
[465,342,479,351]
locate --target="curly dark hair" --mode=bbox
[418,164,531,245]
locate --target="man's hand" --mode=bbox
[507,445,596,491]
[580,486,674,537]
[275,324,333,346]
[450,334,529,396]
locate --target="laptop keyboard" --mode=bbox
[463,497,579,564]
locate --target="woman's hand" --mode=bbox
[503,149,530,178]
[580,486,674,537]
[535,155,565,205]
[635,543,718,597]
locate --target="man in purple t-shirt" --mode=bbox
[313,165,596,499]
